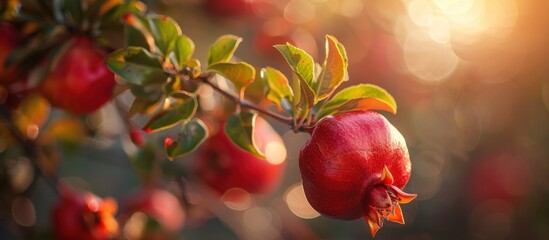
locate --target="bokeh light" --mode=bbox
[284,183,320,219]
[221,188,253,211]
[11,196,36,227]
[396,0,520,82]
[243,207,273,231]
[264,141,287,165]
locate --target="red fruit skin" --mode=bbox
[204,0,251,17]
[299,111,411,220]
[196,116,286,195]
[52,191,118,240]
[121,188,185,233]
[129,128,146,147]
[0,23,20,85]
[40,36,115,114]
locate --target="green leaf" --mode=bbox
[129,82,163,101]
[314,35,348,102]
[209,62,256,91]
[129,96,162,116]
[274,44,316,120]
[293,72,315,121]
[260,67,293,112]
[274,43,315,87]
[128,83,164,116]
[170,35,195,70]
[207,34,242,67]
[225,112,264,158]
[316,84,397,120]
[100,0,146,24]
[143,92,198,132]
[148,15,181,55]
[165,119,208,158]
[124,25,150,50]
[121,13,154,49]
[106,47,168,86]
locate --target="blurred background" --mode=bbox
[3,0,549,239]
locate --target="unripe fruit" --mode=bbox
[129,128,146,147]
[0,23,20,85]
[52,189,119,240]
[196,116,286,196]
[120,188,185,239]
[299,111,416,236]
[40,36,115,114]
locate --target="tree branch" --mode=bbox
[195,74,292,124]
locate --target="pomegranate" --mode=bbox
[40,36,115,114]
[52,189,119,240]
[120,188,185,240]
[299,111,416,236]
[196,116,286,196]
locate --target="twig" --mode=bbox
[195,74,292,124]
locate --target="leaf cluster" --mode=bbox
[105,9,397,159]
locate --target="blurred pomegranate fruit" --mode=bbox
[40,36,115,114]
[120,188,185,240]
[52,188,119,240]
[299,111,416,236]
[196,116,286,196]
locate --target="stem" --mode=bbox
[195,75,292,124]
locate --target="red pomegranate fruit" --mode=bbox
[299,111,416,236]
[120,188,185,240]
[40,36,115,114]
[52,189,119,240]
[196,116,286,196]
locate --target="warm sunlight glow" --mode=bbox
[284,183,320,219]
[222,188,253,211]
[403,31,459,82]
[265,141,287,165]
[399,0,518,82]
[243,207,273,231]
